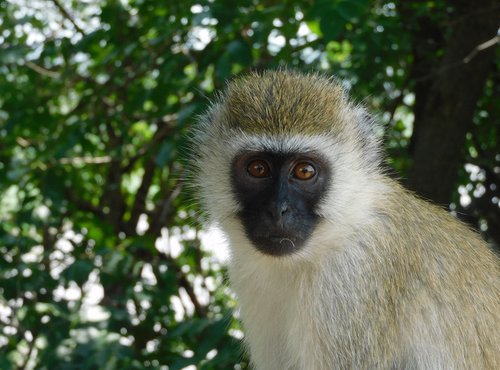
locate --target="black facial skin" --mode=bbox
[231,151,330,256]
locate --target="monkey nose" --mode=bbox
[267,201,289,221]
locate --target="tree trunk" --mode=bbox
[407,0,500,206]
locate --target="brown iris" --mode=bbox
[293,162,316,180]
[247,159,271,178]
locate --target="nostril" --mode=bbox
[279,202,288,215]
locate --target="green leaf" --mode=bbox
[337,0,363,21]
[0,355,13,370]
[156,141,175,168]
[215,54,232,80]
[0,45,30,64]
[306,20,323,37]
[227,40,253,66]
[194,318,229,358]
[62,260,94,285]
[320,16,345,40]
[178,104,198,126]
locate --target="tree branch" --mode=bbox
[65,188,106,219]
[384,74,412,126]
[58,156,114,165]
[463,35,500,63]
[25,61,60,78]
[414,35,500,83]
[157,253,207,318]
[18,331,37,370]
[126,158,157,234]
[122,115,177,173]
[149,180,184,238]
[51,0,85,36]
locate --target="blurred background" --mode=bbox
[0,0,499,369]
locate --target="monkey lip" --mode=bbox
[250,234,305,256]
[267,235,295,243]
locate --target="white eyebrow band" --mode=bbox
[223,133,336,157]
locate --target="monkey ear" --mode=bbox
[351,105,385,167]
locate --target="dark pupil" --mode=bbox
[254,163,265,175]
[300,166,312,174]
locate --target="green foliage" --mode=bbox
[0,0,498,368]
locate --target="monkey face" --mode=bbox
[192,71,384,260]
[231,151,330,256]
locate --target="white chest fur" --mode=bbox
[229,258,325,370]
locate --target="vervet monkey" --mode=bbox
[190,70,500,369]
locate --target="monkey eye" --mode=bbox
[292,162,316,180]
[247,159,271,178]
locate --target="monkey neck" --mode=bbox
[227,238,399,369]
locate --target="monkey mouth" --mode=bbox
[251,234,304,256]
[268,235,295,244]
